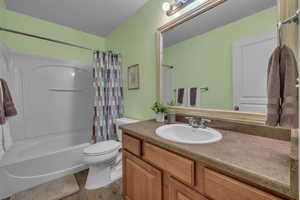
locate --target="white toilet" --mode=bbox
[83,118,138,190]
[114,118,139,143]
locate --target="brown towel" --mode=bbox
[266,47,281,126]
[0,79,17,125]
[279,46,298,128]
[177,88,184,104]
[266,45,298,128]
[190,88,197,106]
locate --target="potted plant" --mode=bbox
[151,102,167,122]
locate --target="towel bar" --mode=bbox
[48,89,85,92]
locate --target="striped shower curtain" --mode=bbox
[92,51,124,141]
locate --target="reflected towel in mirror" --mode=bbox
[175,88,188,106]
[188,88,200,107]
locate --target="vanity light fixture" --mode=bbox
[163,0,209,16]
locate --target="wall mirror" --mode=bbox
[157,0,278,120]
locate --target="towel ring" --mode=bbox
[277,9,300,47]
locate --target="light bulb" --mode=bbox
[162,2,171,11]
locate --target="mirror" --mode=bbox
[160,0,277,113]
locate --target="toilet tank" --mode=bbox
[114,118,139,142]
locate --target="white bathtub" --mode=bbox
[0,131,91,199]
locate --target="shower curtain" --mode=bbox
[92,51,124,141]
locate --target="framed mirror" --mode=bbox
[156,0,279,124]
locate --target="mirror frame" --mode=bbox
[156,0,268,125]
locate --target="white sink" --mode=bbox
[155,124,222,144]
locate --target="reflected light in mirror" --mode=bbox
[162,0,209,12]
[162,2,171,11]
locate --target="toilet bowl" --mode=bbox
[83,118,139,190]
[83,140,121,190]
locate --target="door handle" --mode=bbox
[234,105,240,111]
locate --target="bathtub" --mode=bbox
[0,131,91,199]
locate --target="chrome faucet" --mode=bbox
[185,117,211,129]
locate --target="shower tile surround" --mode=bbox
[120,119,298,199]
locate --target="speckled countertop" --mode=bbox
[120,120,292,198]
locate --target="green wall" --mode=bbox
[0,0,278,119]
[106,0,204,120]
[106,0,277,119]
[0,0,5,41]
[164,7,277,110]
[1,1,105,63]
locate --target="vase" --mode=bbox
[156,112,165,122]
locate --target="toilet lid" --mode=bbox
[84,140,121,156]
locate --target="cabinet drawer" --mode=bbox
[123,134,142,156]
[143,142,195,185]
[204,169,282,200]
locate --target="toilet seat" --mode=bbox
[84,140,121,156]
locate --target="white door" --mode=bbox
[233,31,276,113]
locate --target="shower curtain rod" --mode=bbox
[0,27,97,52]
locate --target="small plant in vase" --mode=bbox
[151,102,167,122]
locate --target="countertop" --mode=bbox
[120,120,292,198]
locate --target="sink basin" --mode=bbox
[155,124,222,144]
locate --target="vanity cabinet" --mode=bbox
[123,151,162,200]
[123,133,285,200]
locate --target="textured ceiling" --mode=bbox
[5,0,150,37]
[163,0,277,47]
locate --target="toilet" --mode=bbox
[114,118,139,143]
[83,118,138,190]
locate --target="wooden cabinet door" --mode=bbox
[123,151,162,200]
[168,177,208,200]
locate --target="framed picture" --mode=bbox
[128,64,140,90]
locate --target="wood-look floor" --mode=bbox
[65,170,122,200]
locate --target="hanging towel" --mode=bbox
[266,45,298,128]
[266,47,281,126]
[0,79,17,123]
[189,88,197,106]
[0,79,16,153]
[175,88,188,106]
[177,88,185,104]
[187,88,200,107]
[0,79,17,125]
[279,46,298,128]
